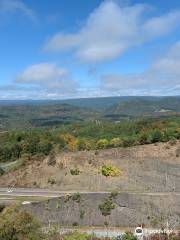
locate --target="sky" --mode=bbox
[0,0,180,99]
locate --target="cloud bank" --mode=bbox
[0,63,78,99]
[101,42,180,95]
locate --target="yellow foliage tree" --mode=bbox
[96,139,109,149]
[110,137,122,147]
[59,133,79,151]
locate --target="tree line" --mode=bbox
[0,117,179,163]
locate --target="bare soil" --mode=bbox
[0,141,180,192]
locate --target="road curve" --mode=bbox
[0,188,180,198]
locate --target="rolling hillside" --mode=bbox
[0,103,98,129]
[0,96,179,129]
[103,97,180,120]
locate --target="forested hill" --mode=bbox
[103,97,180,120]
[61,96,180,111]
[0,96,180,110]
[0,103,99,130]
[0,96,179,129]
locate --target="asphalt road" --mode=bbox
[0,188,180,198]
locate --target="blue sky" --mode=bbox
[0,0,180,99]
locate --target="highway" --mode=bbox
[0,188,180,198]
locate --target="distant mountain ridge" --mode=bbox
[103,97,180,117]
[0,96,179,109]
[0,96,179,129]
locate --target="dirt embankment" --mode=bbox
[0,141,180,192]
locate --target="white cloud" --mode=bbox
[44,1,180,63]
[142,11,180,40]
[17,63,67,84]
[16,63,78,93]
[0,0,36,22]
[0,63,80,99]
[2,41,180,99]
[100,42,180,95]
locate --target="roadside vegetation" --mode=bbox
[0,206,179,240]
[0,117,179,165]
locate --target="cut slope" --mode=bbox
[0,141,179,192]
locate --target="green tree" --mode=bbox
[12,144,22,159]
[149,129,162,143]
[38,141,52,155]
[0,206,44,240]
[0,146,12,162]
[26,139,39,155]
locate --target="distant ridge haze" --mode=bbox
[0,96,179,110]
[0,96,179,130]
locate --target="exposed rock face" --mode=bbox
[22,192,180,228]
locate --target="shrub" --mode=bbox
[64,232,90,240]
[0,204,5,212]
[104,221,109,226]
[110,137,122,147]
[38,141,52,155]
[149,129,163,143]
[99,198,115,216]
[101,165,121,177]
[169,139,177,146]
[72,222,78,227]
[70,168,80,175]
[0,167,4,176]
[59,133,79,151]
[80,209,85,219]
[175,148,180,157]
[48,177,56,185]
[56,201,61,210]
[122,137,136,147]
[47,153,56,166]
[110,190,118,199]
[26,138,39,154]
[139,131,152,144]
[139,129,163,144]
[46,227,60,240]
[122,232,137,240]
[163,128,179,142]
[0,146,12,162]
[96,139,109,149]
[64,194,72,203]
[150,217,159,227]
[143,232,180,240]
[94,150,99,155]
[72,193,81,203]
